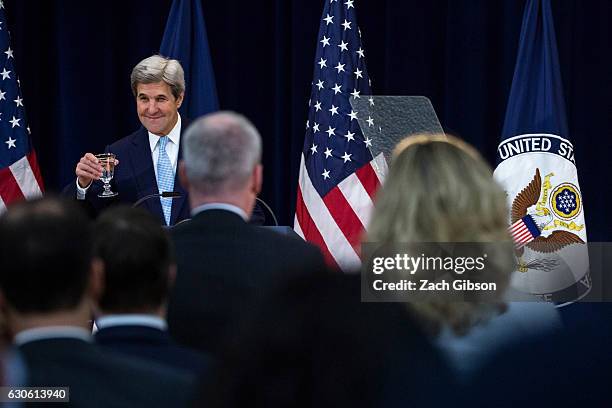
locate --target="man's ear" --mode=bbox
[178,161,190,191]
[88,257,105,304]
[176,92,185,109]
[252,164,263,195]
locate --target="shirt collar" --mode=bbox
[95,314,167,331]
[148,113,182,153]
[14,326,92,346]
[191,202,248,221]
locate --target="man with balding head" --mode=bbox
[167,111,326,354]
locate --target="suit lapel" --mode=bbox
[170,124,188,225]
[128,128,165,222]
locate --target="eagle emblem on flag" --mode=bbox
[510,168,584,272]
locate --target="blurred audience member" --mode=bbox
[167,111,326,354]
[367,134,561,377]
[203,272,454,408]
[0,305,26,408]
[470,305,612,407]
[0,197,195,407]
[93,206,213,379]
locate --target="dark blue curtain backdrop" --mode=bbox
[5,0,611,238]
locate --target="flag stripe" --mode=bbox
[10,155,43,199]
[296,155,361,271]
[0,196,6,213]
[355,162,380,201]
[513,227,532,241]
[371,152,388,184]
[293,213,305,239]
[322,185,365,250]
[509,224,523,233]
[295,187,340,270]
[0,167,25,206]
[515,232,531,243]
[515,231,531,241]
[27,150,45,192]
[338,171,374,230]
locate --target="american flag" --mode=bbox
[294,0,385,271]
[509,215,541,249]
[0,3,43,213]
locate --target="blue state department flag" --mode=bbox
[160,0,218,118]
[494,0,589,303]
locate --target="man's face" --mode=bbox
[135,81,184,136]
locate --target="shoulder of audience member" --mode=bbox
[252,226,326,259]
[99,347,199,406]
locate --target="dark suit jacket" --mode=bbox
[167,209,327,353]
[63,125,266,225]
[469,304,612,407]
[17,337,196,407]
[94,324,213,379]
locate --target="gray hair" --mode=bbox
[130,54,185,99]
[367,133,513,337]
[182,111,262,195]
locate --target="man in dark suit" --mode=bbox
[65,54,264,226]
[92,206,212,378]
[0,197,196,407]
[167,111,327,354]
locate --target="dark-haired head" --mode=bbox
[0,197,94,314]
[93,206,174,314]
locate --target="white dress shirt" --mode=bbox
[14,326,92,346]
[95,314,167,331]
[76,115,182,198]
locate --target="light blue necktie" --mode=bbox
[156,136,175,226]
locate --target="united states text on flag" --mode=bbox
[0,4,43,213]
[294,0,384,271]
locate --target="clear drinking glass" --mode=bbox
[96,152,118,198]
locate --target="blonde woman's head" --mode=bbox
[369,133,508,244]
[367,133,512,336]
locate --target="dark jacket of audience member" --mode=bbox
[0,197,195,407]
[167,112,327,354]
[92,206,213,379]
[469,304,612,407]
[201,272,456,408]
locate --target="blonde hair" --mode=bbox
[367,133,513,336]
